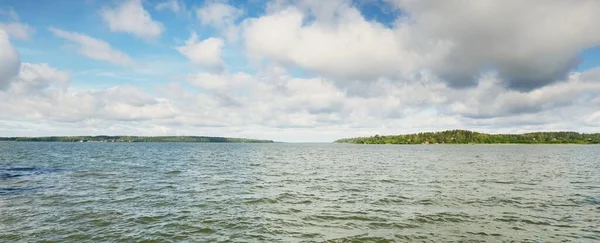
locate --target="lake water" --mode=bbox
[1,143,599,242]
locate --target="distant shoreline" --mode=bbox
[335,130,600,144]
[0,136,274,143]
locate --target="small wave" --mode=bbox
[243,198,278,204]
[478,179,517,184]
[299,232,322,238]
[368,222,419,229]
[520,219,551,226]
[467,231,503,237]
[0,167,63,180]
[327,234,394,243]
[191,228,216,234]
[0,187,38,195]
[409,212,473,224]
[373,198,407,205]
[136,216,164,224]
[307,215,384,222]
[416,199,436,205]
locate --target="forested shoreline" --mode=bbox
[0,136,273,143]
[335,130,600,144]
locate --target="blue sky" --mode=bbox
[1,0,599,142]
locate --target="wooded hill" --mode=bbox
[335,130,600,144]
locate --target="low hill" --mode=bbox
[0,136,273,143]
[335,130,600,144]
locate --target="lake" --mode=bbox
[1,143,599,242]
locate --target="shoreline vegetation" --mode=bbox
[0,136,274,143]
[335,130,600,144]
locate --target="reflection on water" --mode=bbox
[0,143,599,241]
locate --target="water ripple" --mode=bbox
[1,143,599,242]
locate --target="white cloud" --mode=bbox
[242,5,439,81]
[187,72,251,91]
[390,0,600,90]
[156,0,181,13]
[243,0,600,91]
[1,62,599,141]
[0,8,35,40]
[11,63,70,94]
[197,1,243,41]
[0,29,20,90]
[176,32,224,70]
[49,28,135,67]
[0,22,35,40]
[447,72,600,118]
[0,66,177,124]
[101,0,163,40]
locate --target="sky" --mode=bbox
[0,0,599,142]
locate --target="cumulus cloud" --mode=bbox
[1,60,599,141]
[242,0,600,91]
[101,0,163,40]
[49,28,135,67]
[242,4,441,81]
[11,63,70,94]
[391,0,600,90]
[447,73,600,118]
[0,30,20,90]
[197,1,243,41]
[0,65,176,124]
[176,32,224,70]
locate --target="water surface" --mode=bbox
[1,143,599,242]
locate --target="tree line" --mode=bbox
[335,130,600,144]
[0,136,274,143]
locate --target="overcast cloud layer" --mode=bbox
[0,0,599,142]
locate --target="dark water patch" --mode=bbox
[0,167,64,180]
[0,186,39,195]
[0,173,23,179]
[69,171,117,178]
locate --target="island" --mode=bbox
[0,136,274,143]
[335,130,600,144]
